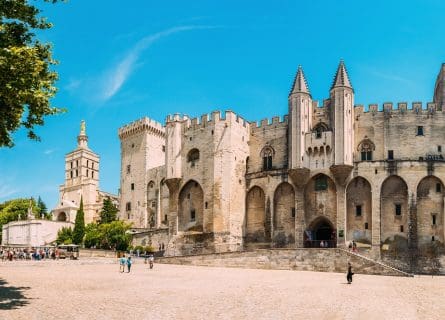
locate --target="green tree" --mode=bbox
[99,197,118,224]
[0,198,37,241]
[84,223,101,248]
[37,196,49,218]
[56,226,73,244]
[72,197,85,245]
[0,0,64,147]
[99,221,132,251]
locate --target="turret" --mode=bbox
[288,66,312,169]
[330,60,354,166]
[166,114,186,179]
[433,63,445,111]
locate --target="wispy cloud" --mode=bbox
[99,25,217,102]
[44,149,55,155]
[366,68,414,85]
[64,78,82,92]
[0,185,18,200]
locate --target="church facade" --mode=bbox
[119,62,445,257]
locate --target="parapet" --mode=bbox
[354,102,440,116]
[118,117,165,139]
[169,110,249,131]
[250,115,289,132]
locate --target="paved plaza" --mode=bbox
[0,259,444,320]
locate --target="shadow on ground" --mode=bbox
[0,278,31,310]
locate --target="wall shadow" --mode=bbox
[0,278,31,310]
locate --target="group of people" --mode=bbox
[0,247,60,261]
[348,240,358,253]
[119,254,155,273]
[319,240,330,248]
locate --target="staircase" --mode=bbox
[158,248,413,277]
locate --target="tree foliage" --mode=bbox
[0,0,64,147]
[0,197,38,241]
[37,195,50,219]
[99,197,118,224]
[56,226,73,244]
[84,220,132,251]
[72,197,85,244]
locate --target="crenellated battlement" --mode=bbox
[118,117,165,139]
[354,102,441,116]
[167,110,249,131]
[250,115,289,132]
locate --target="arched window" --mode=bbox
[313,123,328,139]
[187,149,200,167]
[358,139,375,161]
[261,146,274,171]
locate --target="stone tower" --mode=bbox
[57,120,101,223]
[288,66,312,170]
[118,117,166,227]
[434,63,445,111]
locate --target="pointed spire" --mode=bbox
[289,66,311,97]
[433,63,445,108]
[331,60,353,90]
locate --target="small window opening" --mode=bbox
[126,202,131,211]
[395,204,402,216]
[151,201,156,208]
[315,176,328,191]
[433,214,437,225]
[291,207,296,218]
[86,169,89,177]
[162,145,165,152]
[131,183,134,191]
[432,236,435,241]
[164,214,168,222]
[436,183,441,193]
[417,126,424,136]
[375,169,378,175]
[70,171,73,179]
[262,147,273,171]
[438,145,442,153]
[388,150,394,160]
[189,137,192,141]
[365,222,369,230]
[400,225,404,232]
[205,202,208,209]
[127,165,131,174]
[190,209,196,222]
[356,205,362,217]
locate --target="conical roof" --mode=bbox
[289,66,311,97]
[331,60,353,90]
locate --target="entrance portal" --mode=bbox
[305,217,336,248]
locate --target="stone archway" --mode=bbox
[245,186,266,242]
[273,182,295,245]
[417,176,444,246]
[57,212,67,222]
[346,177,372,244]
[380,175,408,246]
[306,216,336,248]
[178,180,204,232]
[304,174,337,237]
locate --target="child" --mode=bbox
[119,255,126,273]
[126,256,132,273]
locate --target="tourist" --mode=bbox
[126,256,132,273]
[348,241,353,251]
[347,262,354,284]
[352,240,357,253]
[148,254,154,269]
[119,254,126,273]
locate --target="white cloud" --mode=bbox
[99,25,217,102]
[44,149,55,155]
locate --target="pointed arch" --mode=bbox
[346,176,372,243]
[416,176,444,246]
[178,180,204,232]
[380,175,408,244]
[245,186,266,242]
[273,182,295,245]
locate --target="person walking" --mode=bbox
[148,254,154,269]
[347,262,354,284]
[126,256,132,273]
[119,254,127,273]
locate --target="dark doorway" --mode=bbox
[305,217,336,248]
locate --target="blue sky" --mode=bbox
[1,0,444,208]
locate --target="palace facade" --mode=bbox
[119,62,445,257]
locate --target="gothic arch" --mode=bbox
[273,182,295,245]
[304,174,337,233]
[346,176,372,243]
[178,180,204,232]
[245,186,266,242]
[306,216,336,247]
[380,175,408,244]
[416,176,444,246]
